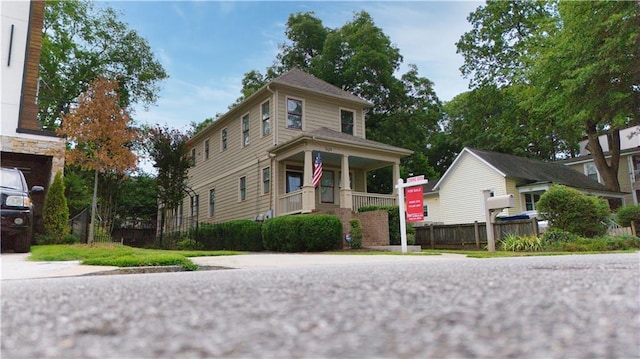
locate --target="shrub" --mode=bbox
[615,204,640,227]
[547,235,640,252]
[197,220,263,251]
[42,171,70,240]
[536,184,610,238]
[61,234,81,245]
[541,228,581,244]
[500,233,544,251]
[348,218,363,249]
[262,214,342,252]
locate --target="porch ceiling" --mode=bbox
[283,152,391,171]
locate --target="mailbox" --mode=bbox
[486,194,515,210]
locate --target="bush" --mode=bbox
[536,185,610,238]
[541,228,581,244]
[42,171,70,239]
[500,233,544,251]
[262,214,342,252]
[348,218,363,249]
[547,235,640,252]
[615,204,640,227]
[197,220,263,251]
[34,232,81,245]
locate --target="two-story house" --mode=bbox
[563,126,640,205]
[182,68,412,225]
[1,1,65,229]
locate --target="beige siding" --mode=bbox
[505,179,523,214]
[422,194,441,223]
[438,152,508,224]
[565,154,636,204]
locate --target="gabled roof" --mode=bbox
[270,127,413,156]
[435,147,619,193]
[271,68,372,107]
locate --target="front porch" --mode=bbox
[269,128,411,217]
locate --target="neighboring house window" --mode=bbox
[423,204,429,217]
[221,128,228,151]
[191,148,196,165]
[287,98,303,129]
[209,189,215,217]
[204,139,210,160]
[341,109,354,135]
[262,167,271,195]
[320,170,334,203]
[261,101,270,136]
[286,171,303,193]
[585,163,599,182]
[242,113,250,147]
[239,176,247,201]
[525,193,540,211]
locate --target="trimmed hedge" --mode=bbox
[197,220,263,251]
[616,204,640,228]
[262,214,342,252]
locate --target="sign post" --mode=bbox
[396,176,429,254]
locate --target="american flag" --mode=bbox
[312,153,322,187]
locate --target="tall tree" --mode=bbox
[144,125,193,240]
[39,0,167,130]
[457,0,639,191]
[57,77,138,243]
[529,1,640,191]
[234,11,442,190]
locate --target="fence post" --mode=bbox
[631,221,636,236]
[429,223,435,249]
[532,217,539,236]
[474,221,480,249]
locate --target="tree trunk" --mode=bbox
[586,125,621,192]
[88,169,99,244]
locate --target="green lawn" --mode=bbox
[29,244,241,271]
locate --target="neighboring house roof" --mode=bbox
[271,68,373,107]
[560,146,640,165]
[435,147,623,194]
[422,179,439,193]
[270,127,413,156]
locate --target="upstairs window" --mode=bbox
[341,109,354,135]
[585,163,599,182]
[287,98,302,130]
[209,189,215,217]
[261,101,270,136]
[204,139,210,160]
[221,128,227,151]
[242,113,250,147]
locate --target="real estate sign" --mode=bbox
[405,185,424,222]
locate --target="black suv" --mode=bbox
[1,167,44,252]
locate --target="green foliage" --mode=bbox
[537,185,610,238]
[197,220,263,251]
[115,173,158,223]
[262,215,342,252]
[40,0,167,130]
[144,125,192,212]
[238,11,443,190]
[544,235,640,252]
[348,218,363,249]
[500,233,544,252]
[63,167,92,216]
[43,171,70,239]
[541,228,581,244]
[615,204,640,227]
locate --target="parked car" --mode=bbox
[1,167,44,252]
[497,210,549,233]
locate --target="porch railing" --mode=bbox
[279,190,303,215]
[352,192,396,211]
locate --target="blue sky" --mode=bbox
[105,1,482,132]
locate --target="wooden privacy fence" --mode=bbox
[415,218,539,250]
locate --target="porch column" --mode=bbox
[340,154,353,210]
[271,154,278,216]
[392,161,401,195]
[301,150,316,213]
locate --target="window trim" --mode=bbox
[262,166,271,195]
[286,97,303,130]
[339,108,355,135]
[239,176,247,201]
[209,188,215,217]
[584,163,600,183]
[241,112,250,147]
[261,100,270,137]
[221,128,228,151]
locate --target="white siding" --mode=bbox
[438,152,508,224]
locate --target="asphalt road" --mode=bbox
[2,253,639,358]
